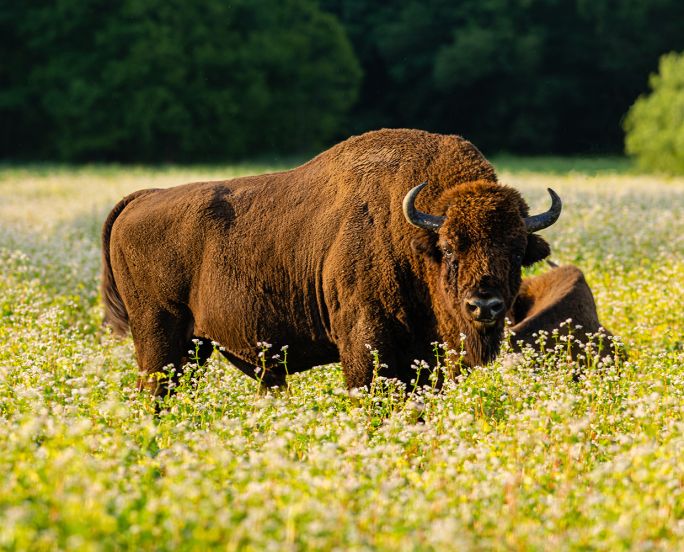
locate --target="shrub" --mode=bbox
[624,52,684,174]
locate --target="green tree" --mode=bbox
[322,0,684,154]
[0,0,361,161]
[624,52,684,174]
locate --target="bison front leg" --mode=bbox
[336,316,400,389]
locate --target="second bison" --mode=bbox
[509,263,621,359]
[101,129,561,393]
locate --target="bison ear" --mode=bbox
[523,234,551,266]
[411,235,440,262]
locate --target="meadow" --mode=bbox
[0,160,683,550]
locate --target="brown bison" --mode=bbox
[508,263,620,358]
[101,129,561,394]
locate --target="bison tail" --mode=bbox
[101,189,156,336]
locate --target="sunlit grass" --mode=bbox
[0,162,683,550]
[491,155,634,176]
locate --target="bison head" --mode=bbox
[404,180,561,363]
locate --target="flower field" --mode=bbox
[1,162,683,550]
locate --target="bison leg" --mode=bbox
[335,317,401,389]
[128,309,193,397]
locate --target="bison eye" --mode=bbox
[512,253,523,266]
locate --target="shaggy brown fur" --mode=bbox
[101,128,556,394]
[508,264,619,357]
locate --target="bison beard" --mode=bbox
[463,325,504,368]
[101,129,561,395]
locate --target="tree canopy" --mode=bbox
[0,0,360,161]
[323,0,684,154]
[625,52,684,174]
[2,0,683,161]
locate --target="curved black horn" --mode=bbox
[523,188,562,233]
[402,182,445,231]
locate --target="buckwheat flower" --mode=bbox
[349,388,362,399]
[406,399,425,414]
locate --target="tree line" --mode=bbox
[2,0,683,162]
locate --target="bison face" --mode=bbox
[405,181,560,335]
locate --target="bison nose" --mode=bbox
[465,295,505,323]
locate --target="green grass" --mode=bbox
[491,155,634,175]
[0,161,683,550]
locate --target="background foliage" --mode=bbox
[624,52,684,174]
[0,0,360,162]
[323,0,684,155]
[2,0,684,161]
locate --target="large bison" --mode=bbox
[101,129,561,394]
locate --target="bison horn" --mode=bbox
[402,182,445,231]
[523,188,562,233]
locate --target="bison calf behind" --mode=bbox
[509,264,622,360]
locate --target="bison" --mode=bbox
[101,129,561,394]
[508,263,621,358]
